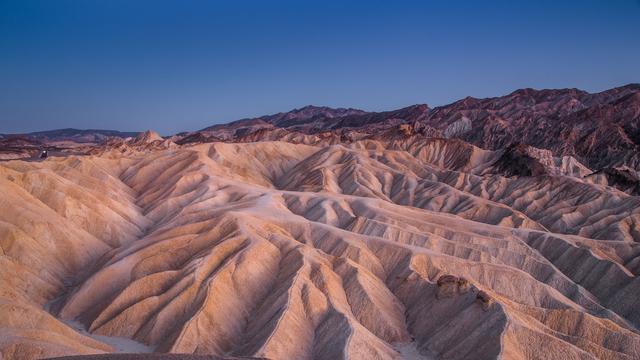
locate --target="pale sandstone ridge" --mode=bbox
[0,138,639,360]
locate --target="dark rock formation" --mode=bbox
[589,167,640,195]
[436,274,459,299]
[476,291,494,311]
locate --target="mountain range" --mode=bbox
[173,84,639,172]
[0,84,639,360]
[3,84,639,173]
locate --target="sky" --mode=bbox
[1,0,639,135]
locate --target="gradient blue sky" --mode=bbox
[1,0,639,134]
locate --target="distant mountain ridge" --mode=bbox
[2,84,639,172]
[1,128,140,143]
[179,83,640,171]
[201,105,366,131]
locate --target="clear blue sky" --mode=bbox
[1,0,639,134]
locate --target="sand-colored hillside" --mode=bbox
[1,141,639,360]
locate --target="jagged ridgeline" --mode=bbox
[0,85,639,360]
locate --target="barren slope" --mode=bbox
[1,139,639,360]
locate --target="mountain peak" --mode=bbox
[133,130,163,143]
[284,105,366,117]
